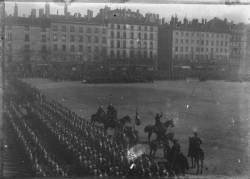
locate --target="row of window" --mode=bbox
[174,54,228,60]
[174,46,228,53]
[175,31,229,39]
[110,24,154,32]
[52,25,107,34]
[175,39,228,46]
[110,40,154,49]
[110,50,153,58]
[110,31,154,40]
[50,34,107,43]
[51,44,107,53]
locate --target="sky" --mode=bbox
[4,2,250,24]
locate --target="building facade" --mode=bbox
[106,23,158,68]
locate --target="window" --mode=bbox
[70,35,74,42]
[95,28,99,33]
[117,50,120,57]
[150,26,153,32]
[123,25,126,30]
[206,40,208,45]
[41,27,46,32]
[87,36,91,43]
[131,25,134,30]
[117,40,120,48]
[201,40,204,45]
[216,41,219,46]
[111,50,114,57]
[117,24,120,29]
[150,51,153,58]
[196,40,199,44]
[62,25,66,32]
[95,46,99,53]
[111,40,114,48]
[87,27,91,33]
[139,26,141,31]
[130,50,134,57]
[62,34,66,42]
[175,46,178,52]
[181,32,184,36]
[181,39,183,44]
[138,33,141,39]
[221,41,223,46]
[123,50,126,57]
[144,33,147,40]
[220,48,223,52]
[225,42,228,46]
[123,41,126,48]
[53,33,58,41]
[144,26,148,31]
[176,31,179,35]
[111,24,114,29]
[196,47,200,52]
[144,51,147,57]
[79,26,83,33]
[144,42,147,48]
[70,45,75,52]
[117,32,120,38]
[52,25,57,31]
[224,48,227,53]
[185,47,188,52]
[185,39,189,43]
[201,47,203,52]
[70,26,75,32]
[24,25,30,31]
[79,36,83,42]
[150,42,153,49]
[180,47,183,52]
[150,33,153,40]
[111,31,114,38]
[62,45,66,51]
[102,37,106,44]
[24,34,29,41]
[7,32,12,41]
[94,36,99,43]
[186,32,189,36]
[130,40,134,47]
[41,34,46,42]
[131,32,134,39]
[211,41,214,46]
[53,44,57,51]
[123,32,126,39]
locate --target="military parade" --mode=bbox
[2,77,205,177]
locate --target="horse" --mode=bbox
[144,119,175,143]
[149,139,159,158]
[188,137,204,174]
[144,125,156,143]
[123,126,139,147]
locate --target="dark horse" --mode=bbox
[144,119,174,143]
[188,137,204,174]
[91,109,131,132]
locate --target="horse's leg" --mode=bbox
[148,132,151,143]
[196,159,199,175]
[200,159,203,174]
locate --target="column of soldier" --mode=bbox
[5,78,167,177]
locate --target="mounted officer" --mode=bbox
[107,104,117,121]
[192,132,202,151]
[154,112,163,128]
[97,105,105,117]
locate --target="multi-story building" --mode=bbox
[5,17,51,63]
[158,17,231,74]
[106,23,158,67]
[229,23,247,74]
[50,16,107,62]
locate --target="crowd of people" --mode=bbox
[4,78,185,177]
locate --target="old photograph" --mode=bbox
[0,1,250,178]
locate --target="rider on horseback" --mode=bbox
[154,112,163,128]
[97,105,105,116]
[193,132,202,150]
[107,104,117,121]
